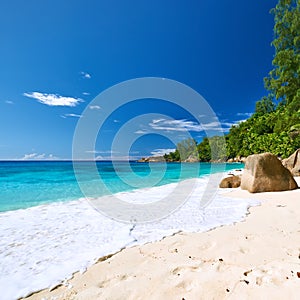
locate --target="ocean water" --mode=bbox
[0,161,243,212]
[0,161,258,300]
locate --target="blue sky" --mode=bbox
[0,0,277,160]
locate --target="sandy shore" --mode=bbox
[26,178,300,300]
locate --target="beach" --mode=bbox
[2,0,299,298]
[24,177,300,300]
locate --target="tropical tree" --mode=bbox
[176,138,198,161]
[264,0,300,106]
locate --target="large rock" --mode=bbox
[282,149,300,176]
[219,175,241,188]
[241,152,298,193]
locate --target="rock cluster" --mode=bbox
[183,154,199,163]
[227,156,247,163]
[137,156,165,163]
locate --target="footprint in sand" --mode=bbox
[167,241,183,253]
[175,279,196,292]
[98,278,111,288]
[98,274,128,288]
[247,267,286,286]
[239,247,250,254]
[171,264,202,276]
[198,241,217,251]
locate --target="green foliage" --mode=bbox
[255,96,276,115]
[195,136,228,161]
[208,136,227,161]
[164,136,226,162]
[225,107,299,159]
[164,138,198,161]
[176,138,198,161]
[197,137,211,162]
[164,149,180,162]
[264,0,300,105]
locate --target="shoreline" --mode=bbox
[1,173,255,300]
[25,177,300,300]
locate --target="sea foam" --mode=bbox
[0,177,259,300]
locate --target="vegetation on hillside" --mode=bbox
[164,0,300,162]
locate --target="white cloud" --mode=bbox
[82,92,90,95]
[85,150,98,154]
[89,105,101,110]
[202,121,221,130]
[130,151,140,154]
[86,150,138,161]
[202,121,242,132]
[24,92,82,107]
[150,148,176,157]
[236,112,253,117]
[23,153,43,160]
[80,71,91,79]
[216,119,247,132]
[152,118,165,124]
[95,155,104,160]
[95,156,132,161]
[21,153,58,160]
[149,118,240,133]
[61,113,82,118]
[150,119,203,132]
[5,100,14,104]
[235,119,247,124]
[113,119,120,123]
[135,130,149,134]
[86,150,119,154]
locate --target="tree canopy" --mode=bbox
[265,0,300,107]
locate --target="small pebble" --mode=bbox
[244,270,252,276]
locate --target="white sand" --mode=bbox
[26,178,300,300]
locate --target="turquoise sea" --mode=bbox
[0,161,244,212]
